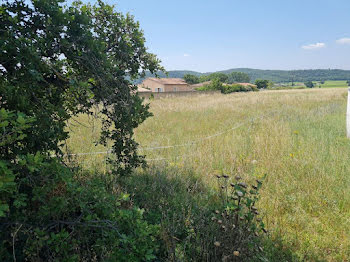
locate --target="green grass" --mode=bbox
[274,80,348,90]
[320,80,348,88]
[66,88,350,261]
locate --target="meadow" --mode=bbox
[66,88,350,261]
[276,80,348,89]
[320,80,348,88]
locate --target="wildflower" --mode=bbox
[293,130,299,135]
[290,153,294,158]
[236,191,243,197]
[251,159,258,164]
[214,241,221,247]
[233,251,240,256]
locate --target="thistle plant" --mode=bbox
[211,173,267,261]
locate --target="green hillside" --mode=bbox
[136,68,350,83]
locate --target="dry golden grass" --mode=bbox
[66,88,350,261]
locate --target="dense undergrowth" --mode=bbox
[120,166,298,261]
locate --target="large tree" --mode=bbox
[183,74,200,84]
[1,0,162,175]
[0,1,163,259]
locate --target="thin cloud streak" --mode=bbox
[336,38,350,44]
[301,42,326,50]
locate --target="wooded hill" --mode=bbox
[136,68,350,83]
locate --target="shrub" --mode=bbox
[121,167,268,261]
[0,166,160,261]
[304,81,315,88]
[255,79,270,89]
[196,78,223,91]
[221,84,259,94]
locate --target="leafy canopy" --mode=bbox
[0,0,163,175]
[0,0,163,260]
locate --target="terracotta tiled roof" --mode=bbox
[137,86,151,92]
[223,82,257,87]
[236,82,257,87]
[190,81,211,88]
[147,77,188,85]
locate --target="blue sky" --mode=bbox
[98,0,350,72]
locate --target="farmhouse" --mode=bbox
[138,77,193,92]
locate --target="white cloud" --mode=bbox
[183,53,190,57]
[301,42,326,50]
[336,38,350,45]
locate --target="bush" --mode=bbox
[255,79,270,89]
[304,81,315,88]
[221,84,259,94]
[196,78,223,91]
[0,164,160,261]
[121,167,269,261]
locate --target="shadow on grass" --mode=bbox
[121,165,302,261]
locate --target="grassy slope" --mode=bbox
[67,88,350,261]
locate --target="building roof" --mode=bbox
[236,82,257,87]
[190,81,212,88]
[223,82,257,87]
[146,77,188,85]
[137,86,152,92]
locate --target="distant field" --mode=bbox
[274,80,348,90]
[320,80,348,88]
[67,89,350,261]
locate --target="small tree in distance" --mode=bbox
[184,74,200,84]
[255,79,269,89]
[304,81,315,88]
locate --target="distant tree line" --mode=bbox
[136,69,350,84]
[183,72,251,85]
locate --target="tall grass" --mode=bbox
[66,88,350,261]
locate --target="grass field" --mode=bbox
[66,88,350,261]
[277,80,348,89]
[320,80,348,88]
